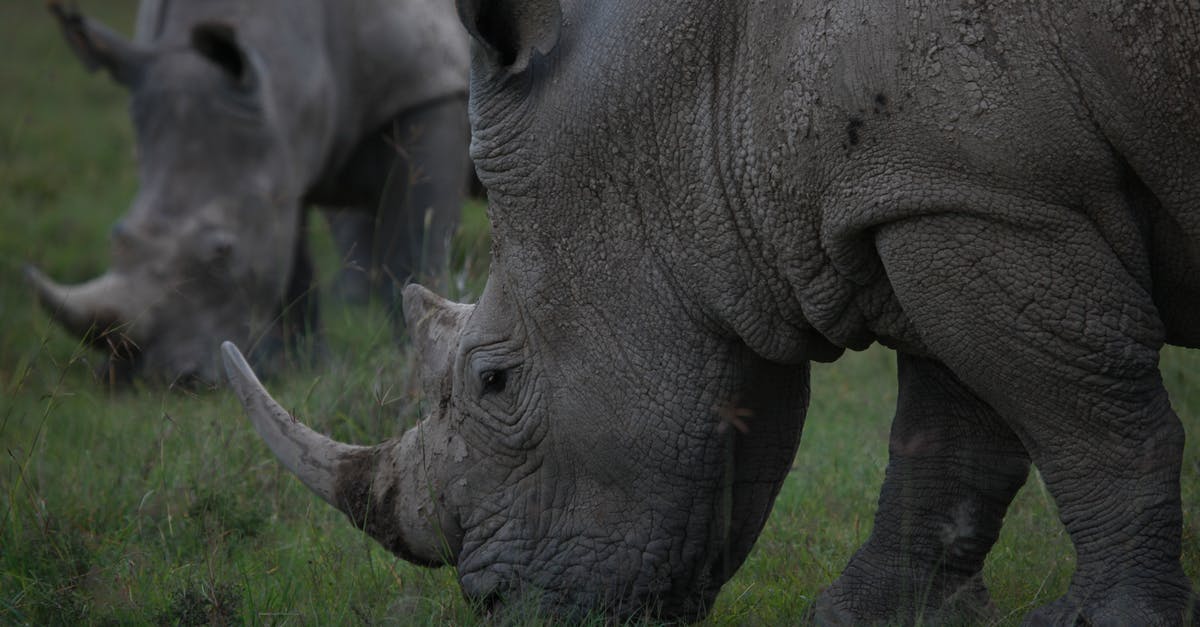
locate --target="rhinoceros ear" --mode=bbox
[48,1,150,87]
[190,22,260,93]
[456,0,561,73]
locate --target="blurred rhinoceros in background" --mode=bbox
[25,0,470,386]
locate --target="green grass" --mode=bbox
[1,2,1197,624]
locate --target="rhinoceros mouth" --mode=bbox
[455,531,724,622]
[96,342,217,390]
[460,576,716,623]
[26,264,250,387]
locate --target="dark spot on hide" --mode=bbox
[872,93,890,115]
[335,448,443,567]
[845,117,863,147]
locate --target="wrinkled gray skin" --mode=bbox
[225,0,1200,623]
[26,0,469,386]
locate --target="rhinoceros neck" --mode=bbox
[554,2,851,364]
[466,2,833,365]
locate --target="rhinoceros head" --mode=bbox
[225,271,806,620]
[225,1,812,619]
[27,6,302,386]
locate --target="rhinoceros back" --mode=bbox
[126,0,468,195]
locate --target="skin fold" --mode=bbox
[226,0,1200,623]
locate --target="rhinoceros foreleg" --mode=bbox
[268,209,323,369]
[813,353,1029,625]
[373,96,469,316]
[875,213,1196,625]
[323,210,375,305]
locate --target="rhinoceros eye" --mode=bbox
[480,369,507,395]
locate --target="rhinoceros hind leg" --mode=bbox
[877,213,1194,625]
[814,353,1028,625]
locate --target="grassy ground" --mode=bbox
[1,2,1197,624]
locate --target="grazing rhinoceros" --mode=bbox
[25,0,470,385]
[223,0,1200,623]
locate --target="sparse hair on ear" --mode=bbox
[48,1,150,87]
[456,0,561,73]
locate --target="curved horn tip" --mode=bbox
[222,340,357,508]
[221,340,281,424]
[23,263,49,287]
[221,341,257,386]
[222,341,278,415]
[24,263,68,312]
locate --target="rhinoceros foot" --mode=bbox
[808,572,996,626]
[1021,584,1199,627]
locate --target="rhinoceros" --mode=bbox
[25,0,470,385]
[223,0,1200,623]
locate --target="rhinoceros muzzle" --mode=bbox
[25,264,235,386]
[222,341,455,566]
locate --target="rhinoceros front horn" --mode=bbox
[24,265,144,346]
[223,341,458,566]
[221,341,364,506]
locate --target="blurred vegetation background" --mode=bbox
[0,1,1196,624]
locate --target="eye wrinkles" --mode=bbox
[461,338,522,416]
